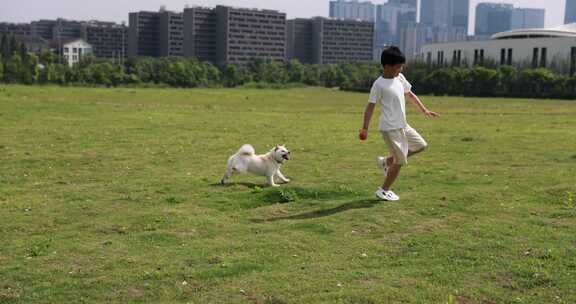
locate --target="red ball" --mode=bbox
[359,130,367,141]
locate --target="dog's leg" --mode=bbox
[276,170,290,183]
[266,174,279,187]
[221,167,233,185]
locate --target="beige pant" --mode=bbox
[380,125,427,165]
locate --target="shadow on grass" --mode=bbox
[251,199,381,223]
[210,182,267,189]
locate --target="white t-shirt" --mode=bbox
[368,73,412,131]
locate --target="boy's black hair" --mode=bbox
[380,46,406,67]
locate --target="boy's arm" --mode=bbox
[359,103,375,140]
[406,91,440,118]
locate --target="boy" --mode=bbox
[359,46,439,201]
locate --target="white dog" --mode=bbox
[221,144,291,187]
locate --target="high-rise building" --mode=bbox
[511,8,545,30]
[565,0,576,24]
[420,0,469,33]
[213,6,286,66]
[389,0,417,7]
[183,7,217,63]
[128,9,183,58]
[27,19,126,59]
[452,0,470,31]
[31,20,57,40]
[475,3,513,36]
[128,11,161,58]
[81,21,127,60]
[375,1,416,47]
[159,11,183,57]
[421,0,449,27]
[31,19,83,41]
[287,17,373,64]
[0,22,32,38]
[399,23,433,58]
[329,0,375,22]
[287,19,314,63]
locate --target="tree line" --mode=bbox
[1,35,575,99]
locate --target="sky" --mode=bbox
[0,0,567,34]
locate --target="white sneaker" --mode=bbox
[377,156,388,176]
[375,188,400,201]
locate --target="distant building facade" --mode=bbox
[421,0,469,33]
[128,10,184,58]
[375,0,416,47]
[475,3,513,36]
[0,22,32,37]
[212,6,286,66]
[81,21,127,60]
[566,0,576,24]
[287,17,373,64]
[183,7,217,63]
[420,24,576,75]
[159,11,183,57]
[286,18,314,64]
[511,8,545,30]
[329,0,375,22]
[50,38,93,66]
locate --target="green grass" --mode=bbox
[0,85,575,303]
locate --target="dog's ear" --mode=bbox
[274,145,279,151]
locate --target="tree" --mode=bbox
[5,54,24,83]
[518,68,556,97]
[53,64,68,84]
[39,49,56,65]
[9,35,18,57]
[320,64,347,88]
[424,68,454,95]
[287,59,305,83]
[222,64,243,87]
[247,58,267,82]
[1,34,10,61]
[259,60,288,84]
[0,53,3,82]
[497,65,517,95]
[131,57,158,83]
[449,67,471,96]
[468,66,498,97]
[203,62,221,86]
[21,52,40,84]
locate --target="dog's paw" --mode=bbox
[270,184,280,187]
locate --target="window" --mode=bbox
[426,52,432,66]
[480,49,484,64]
[507,48,512,65]
[540,47,547,68]
[437,51,444,65]
[474,49,478,65]
[500,48,506,65]
[457,50,462,65]
[532,48,539,68]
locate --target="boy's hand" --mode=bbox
[424,110,440,118]
[359,128,368,141]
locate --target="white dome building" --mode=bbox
[419,24,576,74]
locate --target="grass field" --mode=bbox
[0,85,575,303]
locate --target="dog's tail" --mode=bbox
[237,144,255,156]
